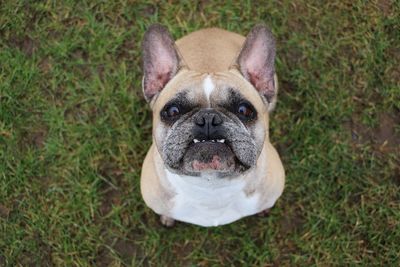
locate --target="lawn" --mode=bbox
[0,0,399,266]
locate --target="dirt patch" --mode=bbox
[39,57,52,74]
[0,204,11,218]
[286,3,307,33]
[375,113,400,150]
[94,246,113,267]
[19,127,48,150]
[62,17,87,28]
[36,176,53,192]
[98,162,124,183]
[8,34,39,56]
[268,205,305,265]
[72,47,89,62]
[97,64,105,82]
[35,233,54,266]
[273,239,301,267]
[0,254,5,266]
[97,234,147,266]
[70,48,92,79]
[96,162,127,220]
[99,187,121,216]
[141,4,157,17]
[113,239,138,265]
[392,168,400,187]
[344,112,400,155]
[279,207,305,236]
[377,0,392,16]
[32,130,47,149]
[172,242,195,266]
[197,0,210,12]
[279,79,304,114]
[116,35,137,62]
[17,233,54,267]
[348,191,363,206]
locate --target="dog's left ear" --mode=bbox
[234,25,277,111]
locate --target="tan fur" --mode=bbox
[141,143,174,215]
[141,28,285,225]
[176,28,245,72]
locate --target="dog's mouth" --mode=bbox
[180,138,249,176]
[191,138,226,144]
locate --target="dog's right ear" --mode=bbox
[142,24,181,102]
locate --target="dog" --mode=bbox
[140,24,285,227]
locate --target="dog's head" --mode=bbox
[142,24,277,177]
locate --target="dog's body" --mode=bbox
[141,26,285,227]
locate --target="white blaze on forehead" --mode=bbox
[203,75,214,103]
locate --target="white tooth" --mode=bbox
[193,139,200,143]
[202,140,205,142]
[217,139,225,143]
[211,140,215,142]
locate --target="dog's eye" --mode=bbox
[238,104,252,116]
[161,105,181,121]
[167,106,180,117]
[237,102,256,121]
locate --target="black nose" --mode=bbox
[193,110,223,139]
[194,111,222,126]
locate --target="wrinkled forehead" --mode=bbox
[153,69,266,112]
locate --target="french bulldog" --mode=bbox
[140,24,285,227]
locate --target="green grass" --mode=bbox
[1,0,399,266]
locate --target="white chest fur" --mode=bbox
[163,169,260,227]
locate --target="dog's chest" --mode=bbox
[164,170,260,227]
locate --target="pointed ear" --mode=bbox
[142,24,181,102]
[236,25,277,110]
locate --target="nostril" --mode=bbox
[211,114,222,126]
[194,110,223,128]
[195,116,206,126]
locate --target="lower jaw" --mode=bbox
[174,159,250,178]
[186,169,235,177]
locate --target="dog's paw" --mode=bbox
[257,208,271,217]
[160,215,175,227]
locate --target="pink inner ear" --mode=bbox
[146,70,171,98]
[156,43,175,67]
[156,71,171,89]
[245,38,266,68]
[249,71,269,93]
[237,26,276,102]
[249,72,262,89]
[240,38,273,93]
[142,25,180,101]
[143,46,178,99]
